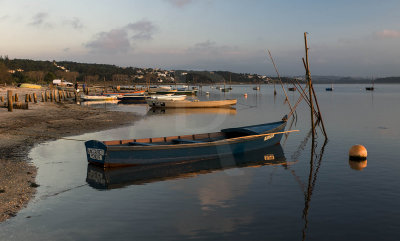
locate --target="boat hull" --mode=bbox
[117,95,149,103]
[86,144,286,189]
[85,120,286,167]
[146,99,237,108]
[81,95,118,101]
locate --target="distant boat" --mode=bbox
[86,144,286,189]
[288,87,296,91]
[81,95,118,101]
[81,100,119,106]
[103,90,145,96]
[150,94,187,101]
[366,78,375,91]
[147,99,237,108]
[84,116,288,167]
[147,107,237,116]
[148,86,172,92]
[117,93,149,104]
[326,84,333,91]
[253,86,260,90]
[220,78,230,92]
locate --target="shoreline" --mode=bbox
[0,88,140,222]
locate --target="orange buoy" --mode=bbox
[244,93,248,98]
[349,145,367,161]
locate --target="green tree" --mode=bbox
[44,72,57,83]
[0,62,12,84]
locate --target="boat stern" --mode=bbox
[85,140,107,166]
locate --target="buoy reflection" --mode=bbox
[348,159,367,171]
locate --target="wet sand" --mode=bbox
[0,87,139,221]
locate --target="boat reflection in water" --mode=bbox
[86,144,286,190]
[147,107,237,116]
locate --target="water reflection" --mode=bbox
[348,160,367,171]
[147,107,237,116]
[86,144,286,190]
[302,138,327,241]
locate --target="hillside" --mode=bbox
[1,56,400,85]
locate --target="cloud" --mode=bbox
[0,15,9,22]
[30,12,52,28]
[65,17,84,30]
[126,20,156,40]
[166,0,193,7]
[85,20,156,54]
[85,29,131,54]
[188,40,238,55]
[375,29,400,39]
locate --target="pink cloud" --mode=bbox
[376,29,400,38]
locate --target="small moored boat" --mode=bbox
[81,95,118,101]
[151,94,187,101]
[85,116,294,167]
[146,99,237,108]
[86,144,286,189]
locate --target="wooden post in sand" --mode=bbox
[29,94,33,102]
[15,93,19,102]
[41,93,45,102]
[25,94,29,102]
[74,90,78,102]
[7,90,13,112]
[33,93,37,103]
[1,96,4,102]
[46,91,49,102]
[58,90,62,102]
[12,96,15,102]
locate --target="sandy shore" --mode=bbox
[0,87,139,222]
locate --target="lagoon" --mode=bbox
[1,84,400,240]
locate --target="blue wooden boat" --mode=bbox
[85,116,289,167]
[117,94,149,103]
[86,144,286,189]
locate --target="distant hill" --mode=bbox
[1,56,400,85]
[309,75,400,84]
[375,77,400,83]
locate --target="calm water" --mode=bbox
[1,84,400,240]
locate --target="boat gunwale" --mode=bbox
[105,123,291,151]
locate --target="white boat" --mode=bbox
[148,86,172,92]
[151,94,187,101]
[81,95,118,101]
[81,100,119,106]
[147,99,237,108]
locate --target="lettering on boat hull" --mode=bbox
[87,148,105,161]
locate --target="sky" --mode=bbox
[1,0,400,77]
